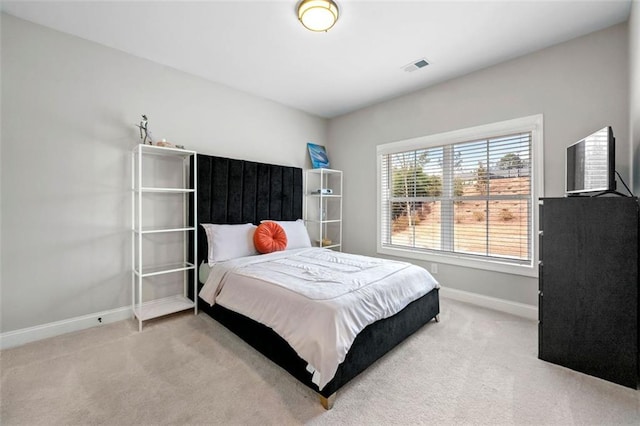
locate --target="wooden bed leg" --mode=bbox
[434,314,440,322]
[319,393,336,410]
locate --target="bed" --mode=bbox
[188,154,440,409]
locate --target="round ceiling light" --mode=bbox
[298,0,339,32]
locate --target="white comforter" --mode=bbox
[199,248,439,390]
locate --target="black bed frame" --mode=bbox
[189,154,439,408]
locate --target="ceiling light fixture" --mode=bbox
[298,0,339,32]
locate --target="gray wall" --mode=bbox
[1,12,633,334]
[0,14,326,333]
[631,1,640,192]
[327,23,629,306]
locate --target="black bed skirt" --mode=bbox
[199,287,440,397]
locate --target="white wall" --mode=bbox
[327,23,629,306]
[631,1,640,192]
[0,14,326,333]
[0,14,3,333]
[1,11,633,338]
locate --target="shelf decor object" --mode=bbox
[135,114,155,145]
[307,142,330,169]
[131,144,198,331]
[304,168,342,251]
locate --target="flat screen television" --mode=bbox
[566,126,615,195]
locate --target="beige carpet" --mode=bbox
[1,298,638,425]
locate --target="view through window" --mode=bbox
[380,131,533,265]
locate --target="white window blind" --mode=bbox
[380,132,533,265]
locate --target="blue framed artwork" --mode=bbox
[307,143,330,169]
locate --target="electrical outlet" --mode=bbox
[431,263,438,274]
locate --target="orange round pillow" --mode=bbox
[253,222,288,254]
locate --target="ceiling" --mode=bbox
[1,0,633,118]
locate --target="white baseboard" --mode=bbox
[0,306,133,350]
[439,286,538,320]
[1,289,537,350]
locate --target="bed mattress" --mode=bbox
[199,248,439,389]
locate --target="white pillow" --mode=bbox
[261,219,312,250]
[201,223,258,265]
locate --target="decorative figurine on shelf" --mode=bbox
[156,139,175,148]
[135,114,155,145]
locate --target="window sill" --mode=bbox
[377,245,538,278]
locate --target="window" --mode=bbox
[377,115,543,276]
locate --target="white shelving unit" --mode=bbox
[131,144,197,331]
[304,168,342,251]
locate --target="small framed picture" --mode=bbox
[307,142,330,169]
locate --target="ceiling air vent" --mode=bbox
[403,58,430,73]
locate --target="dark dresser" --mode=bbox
[539,196,639,388]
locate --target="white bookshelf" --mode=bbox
[131,144,198,331]
[304,168,342,251]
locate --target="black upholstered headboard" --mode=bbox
[189,153,303,272]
